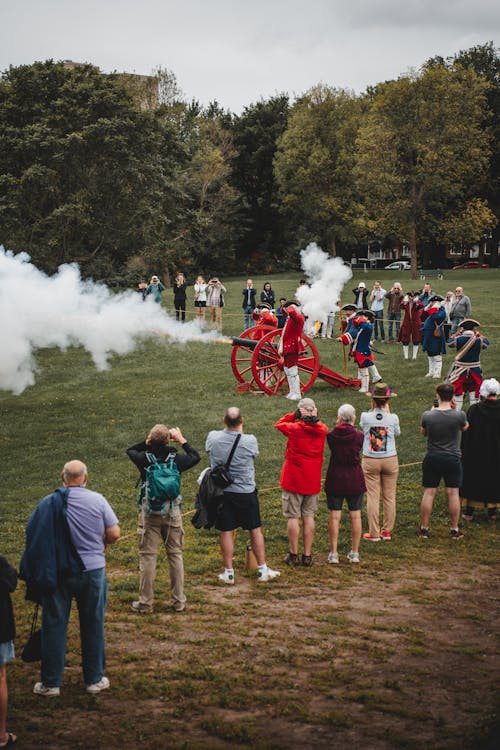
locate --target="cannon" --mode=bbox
[230,326,360,395]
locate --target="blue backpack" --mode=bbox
[139,453,181,518]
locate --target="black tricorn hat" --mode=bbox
[428,294,444,303]
[341,303,357,312]
[257,302,272,310]
[358,309,375,321]
[460,318,480,329]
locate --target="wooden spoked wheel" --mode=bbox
[250,330,320,396]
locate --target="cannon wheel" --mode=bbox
[251,330,320,396]
[230,326,264,385]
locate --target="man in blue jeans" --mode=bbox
[26,460,120,697]
[370,280,386,342]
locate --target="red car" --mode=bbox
[452,261,490,269]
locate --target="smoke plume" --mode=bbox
[295,243,352,321]
[0,248,213,394]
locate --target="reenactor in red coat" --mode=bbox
[279,302,305,400]
[398,291,424,360]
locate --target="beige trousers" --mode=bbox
[137,512,186,609]
[209,306,223,331]
[362,455,399,537]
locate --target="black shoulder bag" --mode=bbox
[210,433,241,488]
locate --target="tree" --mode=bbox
[0,61,182,277]
[274,85,365,259]
[354,65,492,276]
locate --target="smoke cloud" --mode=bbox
[0,248,213,395]
[295,242,352,322]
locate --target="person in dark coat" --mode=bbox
[461,378,500,521]
[173,273,187,322]
[0,556,17,747]
[324,404,366,564]
[352,282,368,310]
[398,291,424,360]
[260,282,276,309]
[421,295,447,378]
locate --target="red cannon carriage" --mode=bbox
[231,325,360,395]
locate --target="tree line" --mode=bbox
[0,43,498,282]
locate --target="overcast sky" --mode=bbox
[1,0,499,113]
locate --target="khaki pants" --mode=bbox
[137,512,186,609]
[362,455,399,537]
[209,305,222,331]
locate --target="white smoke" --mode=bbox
[295,242,352,322]
[0,248,213,394]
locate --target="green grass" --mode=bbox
[1,268,499,749]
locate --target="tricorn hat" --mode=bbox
[341,303,357,312]
[283,300,299,309]
[428,294,444,303]
[257,302,272,310]
[460,318,480,329]
[358,309,375,321]
[367,382,397,399]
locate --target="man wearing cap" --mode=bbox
[279,301,305,400]
[421,295,447,378]
[398,291,424,360]
[352,282,368,310]
[337,308,382,393]
[446,319,490,410]
[450,287,472,334]
[360,383,401,541]
[275,398,328,566]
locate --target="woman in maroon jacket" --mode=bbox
[324,404,366,563]
[398,292,424,360]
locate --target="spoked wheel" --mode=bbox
[230,326,262,386]
[251,330,320,396]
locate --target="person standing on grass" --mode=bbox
[194,275,208,323]
[205,407,280,585]
[206,277,226,332]
[325,404,366,564]
[146,274,166,304]
[0,556,17,747]
[127,424,200,613]
[360,383,400,542]
[20,460,120,697]
[385,282,403,342]
[275,397,328,567]
[398,291,423,360]
[419,382,469,540]
[369,280,386,342]
[242,279,258,330]
[173,272,187,322]
[450,286,472,334]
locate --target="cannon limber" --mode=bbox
[230,326,360,395]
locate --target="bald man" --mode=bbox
[24,460,119,698]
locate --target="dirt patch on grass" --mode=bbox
[13,559,499,749]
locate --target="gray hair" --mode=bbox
[479,378,500,399]
[298,397,316,412]
[338,403,356,424]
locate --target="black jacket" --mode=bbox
[0,555,18,642]
[126,441,200,482]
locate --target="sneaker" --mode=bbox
[218,571,234,584]
[284,552,299,565]
[131,601,152,613]
[347,550,360,563]
[257,567,280,582]
[173,602,186,612]
[301,554,313,567]
[381,531,392,541]
[86,677,110,695]
[418,527,430,539]
[363,533,381,542]
[450,529,464,540]
[327,551,339,564]
[33,682,60,697]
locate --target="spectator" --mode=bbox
[21,460,120,696]
[385,282,403,342]
[275,397,328,566]
[443,291,454,340]
[173,273,187,322]
[450,287,472,334]
[260,282,276,309]
[137,279,148,301]
[419,382,469,539]
[370,281,386,342]
[325,404,366,564]
[418,283,433,307]
[242,279,257,330]
[360,383,400,542]
[206,277,227,332]
[421,295,447,379]
[146,275,165,304]
[205,407,280,584]
[398,291,423,360]
[0,556,17,747]
[352,282,368,310]
[126,424,200,613]
[461,378,500,522]
[276,298,287,328]
[193,275,208,323]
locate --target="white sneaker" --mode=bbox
[218,571,234,584]
[347,551,360,563]
[33,682,60,697]
[86,676,110,694]
[327,552,339,564]
[257,567,281,582]
[286,393,301,400]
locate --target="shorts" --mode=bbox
[282,490,319,518]
[215,490,262,532]
[422,454,462,489]
[326,493,364,512]
[0,640,15,666]
[194,300,206,308]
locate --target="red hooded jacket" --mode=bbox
[275,412,327,494]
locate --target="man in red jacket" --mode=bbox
[279,301,305,400]
[275,398,328,566]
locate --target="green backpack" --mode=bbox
[139,453,181,518]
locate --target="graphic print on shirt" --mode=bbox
[369,426,388,453]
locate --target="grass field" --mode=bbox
[1,268,499,749]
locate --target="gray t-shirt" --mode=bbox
[205,429,259,493]
[421,408,467,457]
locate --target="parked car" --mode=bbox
[452,261,490,270]
[385,260,411,270]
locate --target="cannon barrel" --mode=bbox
[231,336,258,350]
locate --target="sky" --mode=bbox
[1,0,499,113]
